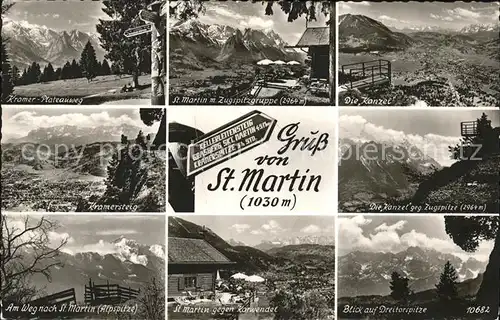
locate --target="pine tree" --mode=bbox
[10,65,20,85]
[389,271,411,303]
[40,63,55,82]
[140,108,165,148]
[80,41,99,82]
[54,67,62,81]
[96,0,152,88]
[2,41,15,100]
[101,59,111,76]
[135,130,148,149]
[26,62,41,84]
[61,61,72,80]
[18,68,27,85]
[436,261,459,302]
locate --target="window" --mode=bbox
[184,276,197,289]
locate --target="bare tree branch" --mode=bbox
[1,215,68,302]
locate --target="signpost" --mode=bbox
[186,110,277,177]
[123,0,165,105]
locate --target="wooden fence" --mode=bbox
[84,278,140,305]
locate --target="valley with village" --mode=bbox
[338,13,499,107]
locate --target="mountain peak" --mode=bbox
[3,19,106,69]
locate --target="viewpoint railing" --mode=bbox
[461,121,478,137]
[341,59,391,90]
[84,278,140,305]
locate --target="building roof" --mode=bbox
[290,27,329,47]
[168,237,234,265]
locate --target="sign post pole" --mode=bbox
[140,1,165,105]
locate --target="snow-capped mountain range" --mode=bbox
[338,135,443,212]
[255,235,335,251]
[339,246,487,297]
[339,14,499,52]
[7,124,149,146]
[2,17,106,69]
[460,23,499,34]
[26,237,164,298]
[169,19,304,69]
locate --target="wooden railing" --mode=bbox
[461,121,478,137]
[341,59,392,90]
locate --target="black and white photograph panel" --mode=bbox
[167,215,335,320]
[337,1,499,107]
[169,0,336,106]
[1,107,166,212]
[338,109,500,213]
[168,106,336,214]
[1,0,166,105]
[337,215,499,320]
[1,214,166,320]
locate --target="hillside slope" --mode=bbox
[411,156,500,213]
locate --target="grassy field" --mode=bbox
[7,74,153,105]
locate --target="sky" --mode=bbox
[338,215,495,262]
[171,1,330,44]
[4,214,165,254]
[339,1,499,30]
[2,107,161,141]
[173,215,334,246]
[340,109,500,166]
[4,0,107,34]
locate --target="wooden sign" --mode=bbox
[187,111,277,177]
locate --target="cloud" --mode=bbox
[339,3,351,11]
[261,220,284,234]
[301,224,322,233]
[300,223,335,234]
[230,223,251,234]
[374,221,407,232]
[339,216,495,262]
[240,16,274,29]
[446,8,481,19]
[4,215,75,248]
[378,15,409,24]
[4,111,148,137]
[53,14,60,18]
[339,115,461,166]
[250,220,286,235]
[250,229,264,235]
[212,6,243,20]
[379,15,397,22]
[95,229,139,236]
[430,13,454,22]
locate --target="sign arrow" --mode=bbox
[124,24,152,38]
[187,110,277,177]
[139,9,160,25]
